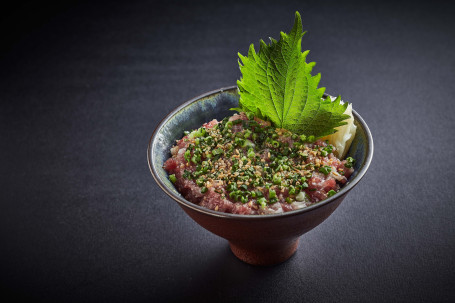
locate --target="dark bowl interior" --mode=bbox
[148,86,373,219]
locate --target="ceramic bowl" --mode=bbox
[148,86,373,266]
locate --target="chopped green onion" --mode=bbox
[288,185,296,195]
[319,165,332,175]
[257,197,267,208]
[234,137,245,147]
[345,157,355,168]
[269,188,276,199]
[324,145,333,154]
[169,174,177,183]
[271,140,280,148]
[184,150,191,162]
[183,170,192,179]
[191,154,201,164]
[273,174,281,185]
[327,190,336,197]
[196,178,205,187]
[212,148,223,156]
[247,148,255,159]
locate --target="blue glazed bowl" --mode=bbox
[148,86,373,265]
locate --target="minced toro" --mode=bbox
[164,113,354,215]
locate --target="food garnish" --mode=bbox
[236,11,351,139]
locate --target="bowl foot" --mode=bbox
[229,239,299,266]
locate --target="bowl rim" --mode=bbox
[147,85,374,220]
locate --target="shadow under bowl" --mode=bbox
[148,86,373,266]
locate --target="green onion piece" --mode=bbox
[345,157,355,168]
[288,185,296,195]
[269,188,277,199]
[183,170,192,179]
[184,150,191,162]
[169,174,177,184]
[204,137,213,145]
[327,190,336,197]
[307,135,315,142]
[227,183,236,192]
[273,174,281,185]
[299,134,307,142]
[257,197,267,208]
[285,197,292,204]
[247,148,255,159]
[212,148,223,156]
[324,145,333,154]
[201,187,208,193]
[244,139,255,148]
[191,154,200,164]
[319,165,332,175]
[234,137,245,147]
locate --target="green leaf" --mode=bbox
[237,11,350,138]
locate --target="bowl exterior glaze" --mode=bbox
[148,86,373,265]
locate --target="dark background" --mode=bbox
[1,0,454,301]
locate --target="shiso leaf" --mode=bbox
[237,11,350,138]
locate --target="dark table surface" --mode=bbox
[1,0,454,302]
